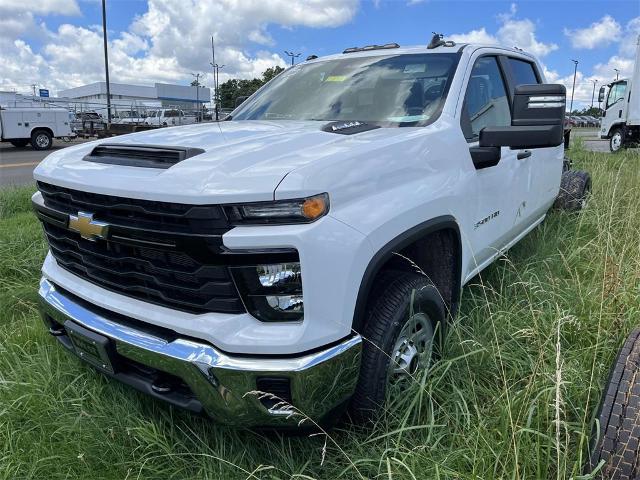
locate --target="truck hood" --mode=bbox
[34,120,386,203]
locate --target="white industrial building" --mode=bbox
[58,81,211,114]
[1,82,211,117]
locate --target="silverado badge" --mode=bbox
[68,212,109,241]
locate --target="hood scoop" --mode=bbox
[321,121,380,135]
[83,144,205,169]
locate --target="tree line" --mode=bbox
[217,66,285,109]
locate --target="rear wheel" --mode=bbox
[554,170,592,211]
[10,139,29,148]
[589,329,640,479]
[350,272,445,422]
[31,130,52,150]
[610,129,624,153]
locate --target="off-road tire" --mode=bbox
[349,272,445,422]
[610,129,624,153]
[589,328,640,479]
[31,130,52,150]
[10,139,29,148]
[554,170,591,211]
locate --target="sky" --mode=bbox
[0,0,639,109]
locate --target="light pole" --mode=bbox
[191,72,200,122]
[101,0,112,125]
[590,79,598,108]
[614,68,620,80]
[569,59,579,114]
[210,37,225,121]
[284,50,300,66]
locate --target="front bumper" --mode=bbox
[38,278,362,427]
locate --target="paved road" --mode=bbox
[0,139,90,187]
[570,128,638,153]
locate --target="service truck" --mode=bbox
[0,107,74,150]
[599,35,640,152]
[32,37,591,432]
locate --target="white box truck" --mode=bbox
[599,35,640,152]
[0,107,75,150]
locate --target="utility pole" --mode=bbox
[31,84,37,97]
[570,59,579,114]
[210,37,225,121]
[191,73,200,122]
[614,68,620,80]
[284,50,300,66]
[101,0,112,125]
[590,79,598,108]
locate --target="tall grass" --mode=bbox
[0,145,638,479]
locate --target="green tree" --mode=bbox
[218,66,285,109]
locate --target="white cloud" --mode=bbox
[450,28,498,45]
[0,0,358,95]
[619,16,640,57]
[564,15,622,49]
[0,0,80,15]
[450,4,557,57]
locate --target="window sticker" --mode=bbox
[325,75,347,82]
[403,64,426,74]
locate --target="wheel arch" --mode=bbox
[351,215,462,333]
[30,126,54,138]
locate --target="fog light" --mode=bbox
[231,261,304,322]
[266,295,304,313]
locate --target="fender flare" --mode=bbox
[351,215,462,332]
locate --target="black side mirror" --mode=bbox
[480,84,566,150]
[235,96,248,108]
[598,86,606,103]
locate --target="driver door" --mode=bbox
[460,55,529,273]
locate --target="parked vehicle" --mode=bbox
[0,107,75,150]
[144,109,195,127]
[32,38,588,428]
[599,35,640,151]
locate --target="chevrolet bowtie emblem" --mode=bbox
[68,212,109,241]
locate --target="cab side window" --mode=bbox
[607,81,627,108]
[508,58,540,87]
[461,56,511,141]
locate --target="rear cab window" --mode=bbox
[507,57,541,87]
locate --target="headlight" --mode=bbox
[224,193,329,225]
[231,262,304,322]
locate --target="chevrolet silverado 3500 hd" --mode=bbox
[32,38,590,427]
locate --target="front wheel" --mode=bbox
[610,129,624,153]
[350,272,445,422]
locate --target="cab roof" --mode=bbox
[304,43,536,64]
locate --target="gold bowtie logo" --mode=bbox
[68,212,109,241]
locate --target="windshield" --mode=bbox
[232,53,460,126]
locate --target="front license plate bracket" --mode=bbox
[64,320,116,374]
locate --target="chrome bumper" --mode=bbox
[38,278,362,427]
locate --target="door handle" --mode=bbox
[517,150,531,160]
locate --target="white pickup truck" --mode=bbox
[0,107,74,150]
[143,108,196,127]
[32,38,590,428]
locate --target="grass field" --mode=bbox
[0,144,639,479]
